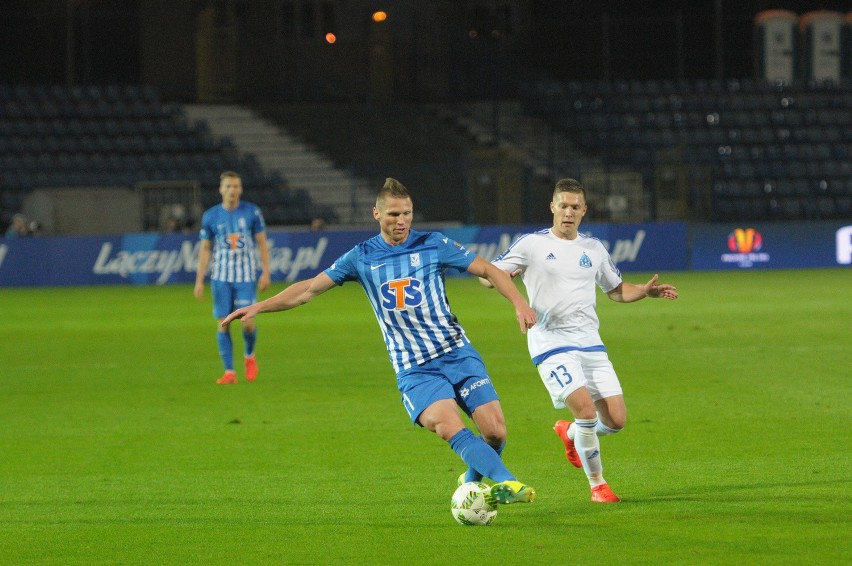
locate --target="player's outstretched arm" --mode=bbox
[607,274,679,303]
[478,268,522,288]
[220,272,336,329]
[468,257,537,333]
[643,273,678,300]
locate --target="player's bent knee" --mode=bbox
[606,413,626,431]
[473,414,506,446]
[565,389,597,419]
[567,402,597,420]
[481,429,507,448]
[431,422,465,442]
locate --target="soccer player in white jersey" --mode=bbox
[221,178,538,506]
[483,178,678,503]
[195,171,271,384]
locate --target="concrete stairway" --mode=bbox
[436,100,604,178]
[181,104,376,225]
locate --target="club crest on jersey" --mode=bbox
[579,252,592,268]
[380,277,424,310]
[409,253,421,267]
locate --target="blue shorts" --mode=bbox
[211,280,257,319]
[396,343,499,426]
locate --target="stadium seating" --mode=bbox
[0,84,333,230]
[521,78,852,221]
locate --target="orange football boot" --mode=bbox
[553,420,583,468]
[216,370,237,384]
[591,483,621,503]
[245,356,258,382]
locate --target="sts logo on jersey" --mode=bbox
[226,233,245,250]
[380,277,424,310]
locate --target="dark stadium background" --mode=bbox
[0,0,850,229]
[1,1,848,98]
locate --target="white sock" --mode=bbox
[569,418,621,438]
[573,418,605,487]
[595,419,621,437]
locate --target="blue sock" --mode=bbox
[217,331,233,371]
[242,328,257,357]
[464,439,505,483]
[449,429,514,483]
[464,468,483,483]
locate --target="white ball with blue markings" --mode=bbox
[451,482,498,526]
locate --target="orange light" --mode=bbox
[372,11,387,23]
[325,32,336,44]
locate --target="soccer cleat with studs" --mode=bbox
[484,480,536,505]
[216,370,237,384]
[590,483,621,503]
[553,420,583,468]
[245,356,258,382]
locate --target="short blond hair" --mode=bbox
[553,178,585,200]
[376,177,411,208]
[220,171,242,183]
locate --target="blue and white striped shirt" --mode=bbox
[325,229,476,373]
[198,201,266,283]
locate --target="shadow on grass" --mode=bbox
[637,478,852,503]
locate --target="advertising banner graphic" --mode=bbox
[0,222,687,287]
[690,222,852,270]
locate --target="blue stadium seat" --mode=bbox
[815,196,836,218]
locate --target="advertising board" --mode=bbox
[0,222,688,287]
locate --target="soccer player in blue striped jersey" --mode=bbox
[482,178,678,503]
[195,171,271,384]
[221,178,537,506]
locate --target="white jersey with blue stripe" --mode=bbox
[493,228,622,365]
[198,201,266,283]
[324,229,476,373]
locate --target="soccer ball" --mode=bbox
[451,482,498,526]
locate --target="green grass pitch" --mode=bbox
[1,268,850,565]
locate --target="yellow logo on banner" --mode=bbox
[728,228,762,253]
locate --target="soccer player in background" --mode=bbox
[221,178,537,506]
[481,178,678,503]
[194,171,271,384]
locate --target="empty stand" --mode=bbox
[0,84,329,231]
[521,78,852,222]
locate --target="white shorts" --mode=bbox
[536,350,622,409]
